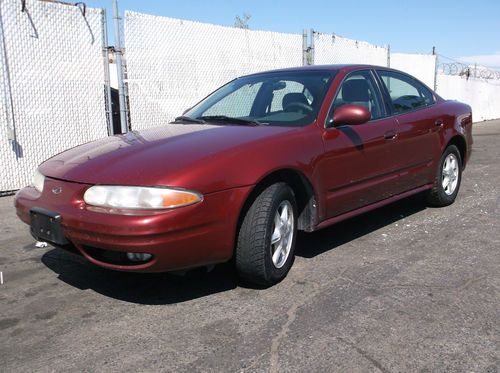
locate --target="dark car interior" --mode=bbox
[248,74,333,125]
[333,78,382,119]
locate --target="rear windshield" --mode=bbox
[184,70,336,127]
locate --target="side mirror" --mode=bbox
[328,104,371,127]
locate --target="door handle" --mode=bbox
[435,119,444,127]
[384,130,397,140]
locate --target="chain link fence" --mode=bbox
[312,31,389,67]
[122,14,499,124]
[0,0,110,193]
[2,5,498,193]
[124,12,303,129]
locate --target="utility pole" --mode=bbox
[112,0,128,133]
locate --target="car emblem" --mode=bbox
[52,187,62,195]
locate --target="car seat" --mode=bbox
[282,92,310,112]
[341,79,380,119]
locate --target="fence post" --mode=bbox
[0,13,18,156]
[302,29,308,66]
[432,46,438,91]
[101,8,114,135]
[112,0,128,134]
[309,29,315,65]
[387,44,391,67]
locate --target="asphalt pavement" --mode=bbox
[1,120,499,372]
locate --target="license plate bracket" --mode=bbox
[30,207,69,246]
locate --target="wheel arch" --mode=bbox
[446,135,467,168]
[236,168,318,237]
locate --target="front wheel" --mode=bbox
[426,145,462,207]
[235,182,297,286]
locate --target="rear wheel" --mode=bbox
[426,145,462,206]
[236,183,297,286]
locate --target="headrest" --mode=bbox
[342,79,370,102]
[282,92,309,109]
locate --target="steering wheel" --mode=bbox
[283,102,313,113]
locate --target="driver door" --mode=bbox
[318,70,401,218]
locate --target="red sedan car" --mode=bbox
[15,65,473,286]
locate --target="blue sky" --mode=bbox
[86,0,500,68]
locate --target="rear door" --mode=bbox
[319,69,401,218]
[375,70,442,191]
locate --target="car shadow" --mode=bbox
[41,251,239,305]
[41,193,427,305]
[295,193,427,258]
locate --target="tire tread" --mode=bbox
[235,182,295,286]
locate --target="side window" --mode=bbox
[377,70,435,114]
[203,82,262,117]
[330,70,384,121]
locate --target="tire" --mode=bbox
[426,145,462,207]
[236,182,297,286]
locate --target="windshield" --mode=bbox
[183,70,336,127]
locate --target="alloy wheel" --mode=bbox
[442,153,459,195]
[270,200,294,268]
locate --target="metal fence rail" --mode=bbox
[0,0,109,192]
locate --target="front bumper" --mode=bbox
[15,177,252,272]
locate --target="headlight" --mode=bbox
[32,170,45,193]
[83,185,203,210]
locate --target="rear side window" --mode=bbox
[377,70,435,114]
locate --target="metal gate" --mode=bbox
[0,0,109,192]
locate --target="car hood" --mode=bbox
[39,123,298,191]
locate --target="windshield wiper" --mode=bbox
[197,115,267,126]
[172,116,206,124]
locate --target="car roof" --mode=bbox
[241,64,399,77]
[238,64,440,97]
